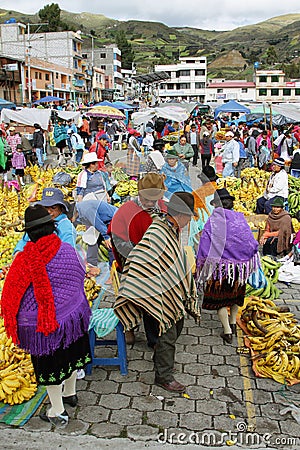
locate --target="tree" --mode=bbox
[38,3,61,32]
[115,30,134,70]
[265,46,278,65]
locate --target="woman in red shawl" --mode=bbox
[1,205,91,428]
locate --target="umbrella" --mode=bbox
[86,106,125,119]
[214,100,251,117]
[0,97,16,110]
[93,101,115,108]
[34,96,65,104]
[112,101,134,110]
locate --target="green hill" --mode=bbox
[0,9,300,77]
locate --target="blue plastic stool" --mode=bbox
[86,321,128,375]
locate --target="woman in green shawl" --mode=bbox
[0,130,8,179]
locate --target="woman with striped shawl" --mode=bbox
[114,192,201,393]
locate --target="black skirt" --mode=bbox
[31,333,91,386]
[202,277,246,310]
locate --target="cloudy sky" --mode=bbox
[1,1,299,30]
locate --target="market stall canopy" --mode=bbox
[86,106,125,119]
[133,71,170,85]
[132,105,189,126]
[214,100,251,117]
[34,95,65,104]
[0,98,16,111]
[93,101,134,110]
[246,103,300,126]
[158,102,197,114]
[0,108,80,130]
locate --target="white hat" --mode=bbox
[81,152,100,165]
[225,131,234,138]
[82,226,100,245]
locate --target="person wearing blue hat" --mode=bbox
[14,187,77,254]
[255,157,288,214]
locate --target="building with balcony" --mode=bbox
[255,70,300,103]
[85,45,123,98]
[154,57,207,102]
[0,22,88,103]
[206,79,256,103]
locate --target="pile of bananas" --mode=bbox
[0,319,37,405]
[112,167,129,182]
[241,297,300,384]
[288,175,300,217]
[115,180,138,197]
[292,218,300,233]
[217,169,270,215]
[75,233,109,262]
[84,277,101,307]
[245,256,282,301]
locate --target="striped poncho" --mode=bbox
[114,217,201,335]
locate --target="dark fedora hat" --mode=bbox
[210,188,235,206]
[198,165,217,183]
[168,192,195,216]
[23,204,53,230]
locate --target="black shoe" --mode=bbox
[63,394,78,407]
[230,324,237,336]
[220,332,232,344]
[39,409,69,427]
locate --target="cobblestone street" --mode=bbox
[0,156,300,449]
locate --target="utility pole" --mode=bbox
[26,22,48,106]
[86,34,95,103]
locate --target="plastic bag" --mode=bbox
[247,267,267,289]
[52,171,72,186]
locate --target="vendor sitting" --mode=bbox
[259,197,293,258]
[255,158,288,214]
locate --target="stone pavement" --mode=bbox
[1,154,300,449]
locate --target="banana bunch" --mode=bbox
[0,319,37,405]
[241,296,300,383]
[98,244,109,262]
[114,181,131,197]
[288,175,300,217]
[241,167,271,181]
[84,277,101,306]
[245,256,282,301]
[292,218,300,233]
[129,180,138,197]
[112,167,129,182]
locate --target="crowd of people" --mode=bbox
[0,107,300,428]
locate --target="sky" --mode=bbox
[0,1,299,31]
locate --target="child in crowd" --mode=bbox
[12,144,26,186]
[257,139,270,170]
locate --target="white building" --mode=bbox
[255,70,300,103]
[154,57,207,102]
[206,79,256,103]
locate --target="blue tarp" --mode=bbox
[214,100,251,117]
[34,96,64,103]
[0,98,16,110]
[93,101,134,110]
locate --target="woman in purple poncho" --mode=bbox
[1,205,91,428]
[196,189,259,344]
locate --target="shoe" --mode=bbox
[155,379,186,393]
[76,369,85,380]
[62,394,78,407]
[125,330,135,345]
[39,409,69,427]
[220,332,232,344]
[230,324,237,336]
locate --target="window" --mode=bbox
[179,83,190,89]
[259,88,267,96]
[186,60,195,63]
[101,65,106,70]
[73,41,77,52]
[259,76,267,83]
[101,53,106,58]
[73,59,78,70]
[271,76,279,83]
[217,88,223,93]
[295,88,300,96]
[195,69,205,76]
[39,73,42,80]
[177,70,190,77]
[45,74,50,81]
[241,88,248,93]
[26,70,28,77]
[195,82,205,89]
[35,71,38,78]
[167,83,174,90]
[283,88,291,96]
[271,88,279,96]
[56,72,59,79]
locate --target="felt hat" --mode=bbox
[165,149,179,159]
[167,192,195,216]
[37,187,69,212]
[81,152,100,166]
[273,157,285,167]
[24,204,53,230]
[210,188,235,206]
[270,197,284,208]
[198,165,217,182]
[137,173,166,200]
